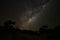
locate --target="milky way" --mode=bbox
[0,0,59,31]
[20,8,41,31]
[18,0,59,31]
[19,0,50,31]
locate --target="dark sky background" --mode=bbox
[0,0,60,31]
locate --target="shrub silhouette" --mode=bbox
[4,20,15,30]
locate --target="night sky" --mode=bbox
[0,0,60,31]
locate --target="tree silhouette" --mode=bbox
[42,25,48,28]
[4,20,15,30]
[39,25,48,34]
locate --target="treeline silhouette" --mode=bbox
[0,20,60,40]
